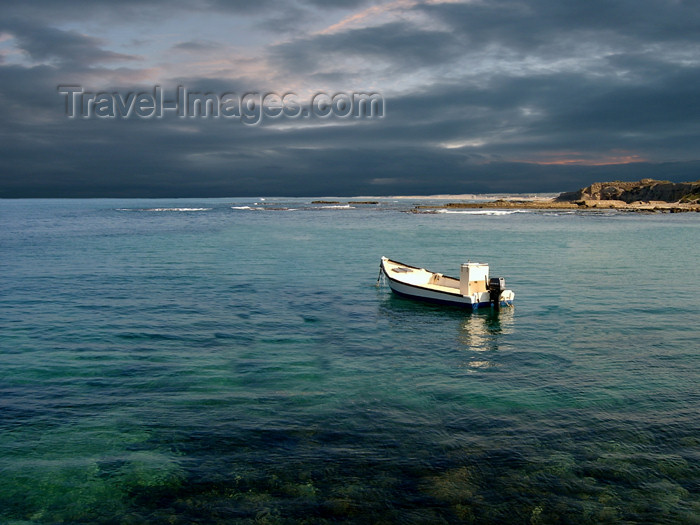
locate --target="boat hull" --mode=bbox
[380,257,514,309]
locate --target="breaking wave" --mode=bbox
[436,209,531,215]
[116,207,212,212]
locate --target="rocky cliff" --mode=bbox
[556,179,700,203]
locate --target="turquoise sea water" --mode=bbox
[1,198,698,524]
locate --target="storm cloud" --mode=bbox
[1,0,699,197]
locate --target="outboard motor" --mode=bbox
[488,277,506,309]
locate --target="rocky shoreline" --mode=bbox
[413,179,700,213]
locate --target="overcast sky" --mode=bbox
[2,0,700,197]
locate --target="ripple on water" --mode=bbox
[1,199,699,523]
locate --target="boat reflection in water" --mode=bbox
[458,308,515,371]
[377,289,515,371]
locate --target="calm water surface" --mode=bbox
[1,198,698,523]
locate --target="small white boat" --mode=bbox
[379,256,514,309]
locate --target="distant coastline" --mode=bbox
[410,179,700,213]
[3,180,699,211]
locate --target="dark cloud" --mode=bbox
[3,113,698,197]
[0,19,138,66]
[300,0,371,7]
[172,40,221,52]
[0,0,375,24]
[1,0,700,197]
[417,0,700,50]
[270,21,462,75]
